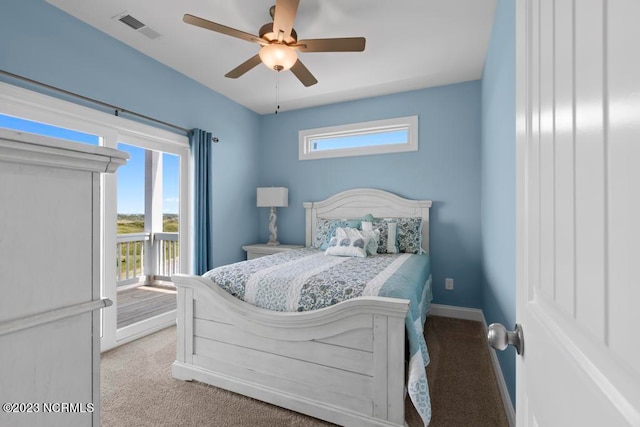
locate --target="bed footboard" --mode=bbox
[171,273,410,427]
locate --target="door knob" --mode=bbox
[487,323,524,355]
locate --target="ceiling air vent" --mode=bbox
[115,12,162,39]
[119,14,145,30]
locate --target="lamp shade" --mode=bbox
[257,187,288,207]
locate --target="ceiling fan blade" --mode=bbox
[290,59,318,87]
[183,14,265,45]
[294,37,366,52]
[272,0,299,41]
[225,54,262,79]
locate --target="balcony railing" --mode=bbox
[116,232,179,287]
[155,232,179,282]
[117,233,148,286]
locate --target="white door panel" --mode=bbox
[607,0,640,377]
[573,0,606,341]
[515,0,640,425]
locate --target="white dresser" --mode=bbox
[0,129,127,426]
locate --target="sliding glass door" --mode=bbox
[0,82,190,352]
[103,134,188,350]
[113,143,181,341]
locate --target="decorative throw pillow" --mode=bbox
[362,220,399,254]
[360,213,375,223]
[395,217,423,254]
[360,228,380,255]
[325,227,371,258]
[336,226,379,255]
[313,218,360,249]
[312,214,376,250]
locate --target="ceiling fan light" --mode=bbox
[259,44,298,71]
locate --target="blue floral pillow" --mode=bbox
[313,218,359,249]
[396,217,423,254]
[312,214,376,250]
[362,217,423,254]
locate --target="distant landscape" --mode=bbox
[117,214,178,234]
[116,214,179,280]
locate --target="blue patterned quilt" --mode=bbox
[203,248,433,425]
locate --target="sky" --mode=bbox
[0,114,179,214]
[117,144,179,214]
[312,129,408,151]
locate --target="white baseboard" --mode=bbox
[428,304,516,427]
[429,303,485,322]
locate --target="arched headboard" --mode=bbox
[303,188,432,254]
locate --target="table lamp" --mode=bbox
[257,187,288,245]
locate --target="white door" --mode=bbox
[513,0,640,425]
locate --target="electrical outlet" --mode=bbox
[445,278,454,290]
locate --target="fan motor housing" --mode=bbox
[259,23,298,44]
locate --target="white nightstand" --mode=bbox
[242,243,304,260]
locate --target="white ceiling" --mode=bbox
[46,0,497,115]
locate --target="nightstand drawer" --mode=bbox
[242,244,304,260]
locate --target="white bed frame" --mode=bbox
[172,188,432,427]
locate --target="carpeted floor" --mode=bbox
[101,315,508,427]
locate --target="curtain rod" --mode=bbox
[1,70,219,142]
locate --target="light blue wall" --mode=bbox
[2,6,520,401]
[259,82,483,308]
[0,0,262,268]
[480,0,517,405]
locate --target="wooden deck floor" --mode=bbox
[117,285,177,329]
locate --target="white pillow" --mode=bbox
[360,228,380,255]
[325,227,371,258]
[362,221,399,254]
[340,227,379,255]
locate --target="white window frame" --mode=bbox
[298,115,418,160]
[0,81,190,352]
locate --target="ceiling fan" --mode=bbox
[183,0,366,87]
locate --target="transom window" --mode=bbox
[299,115,418,160]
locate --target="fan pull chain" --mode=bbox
[275,72,280,115]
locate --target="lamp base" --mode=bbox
[266,207,280,246]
